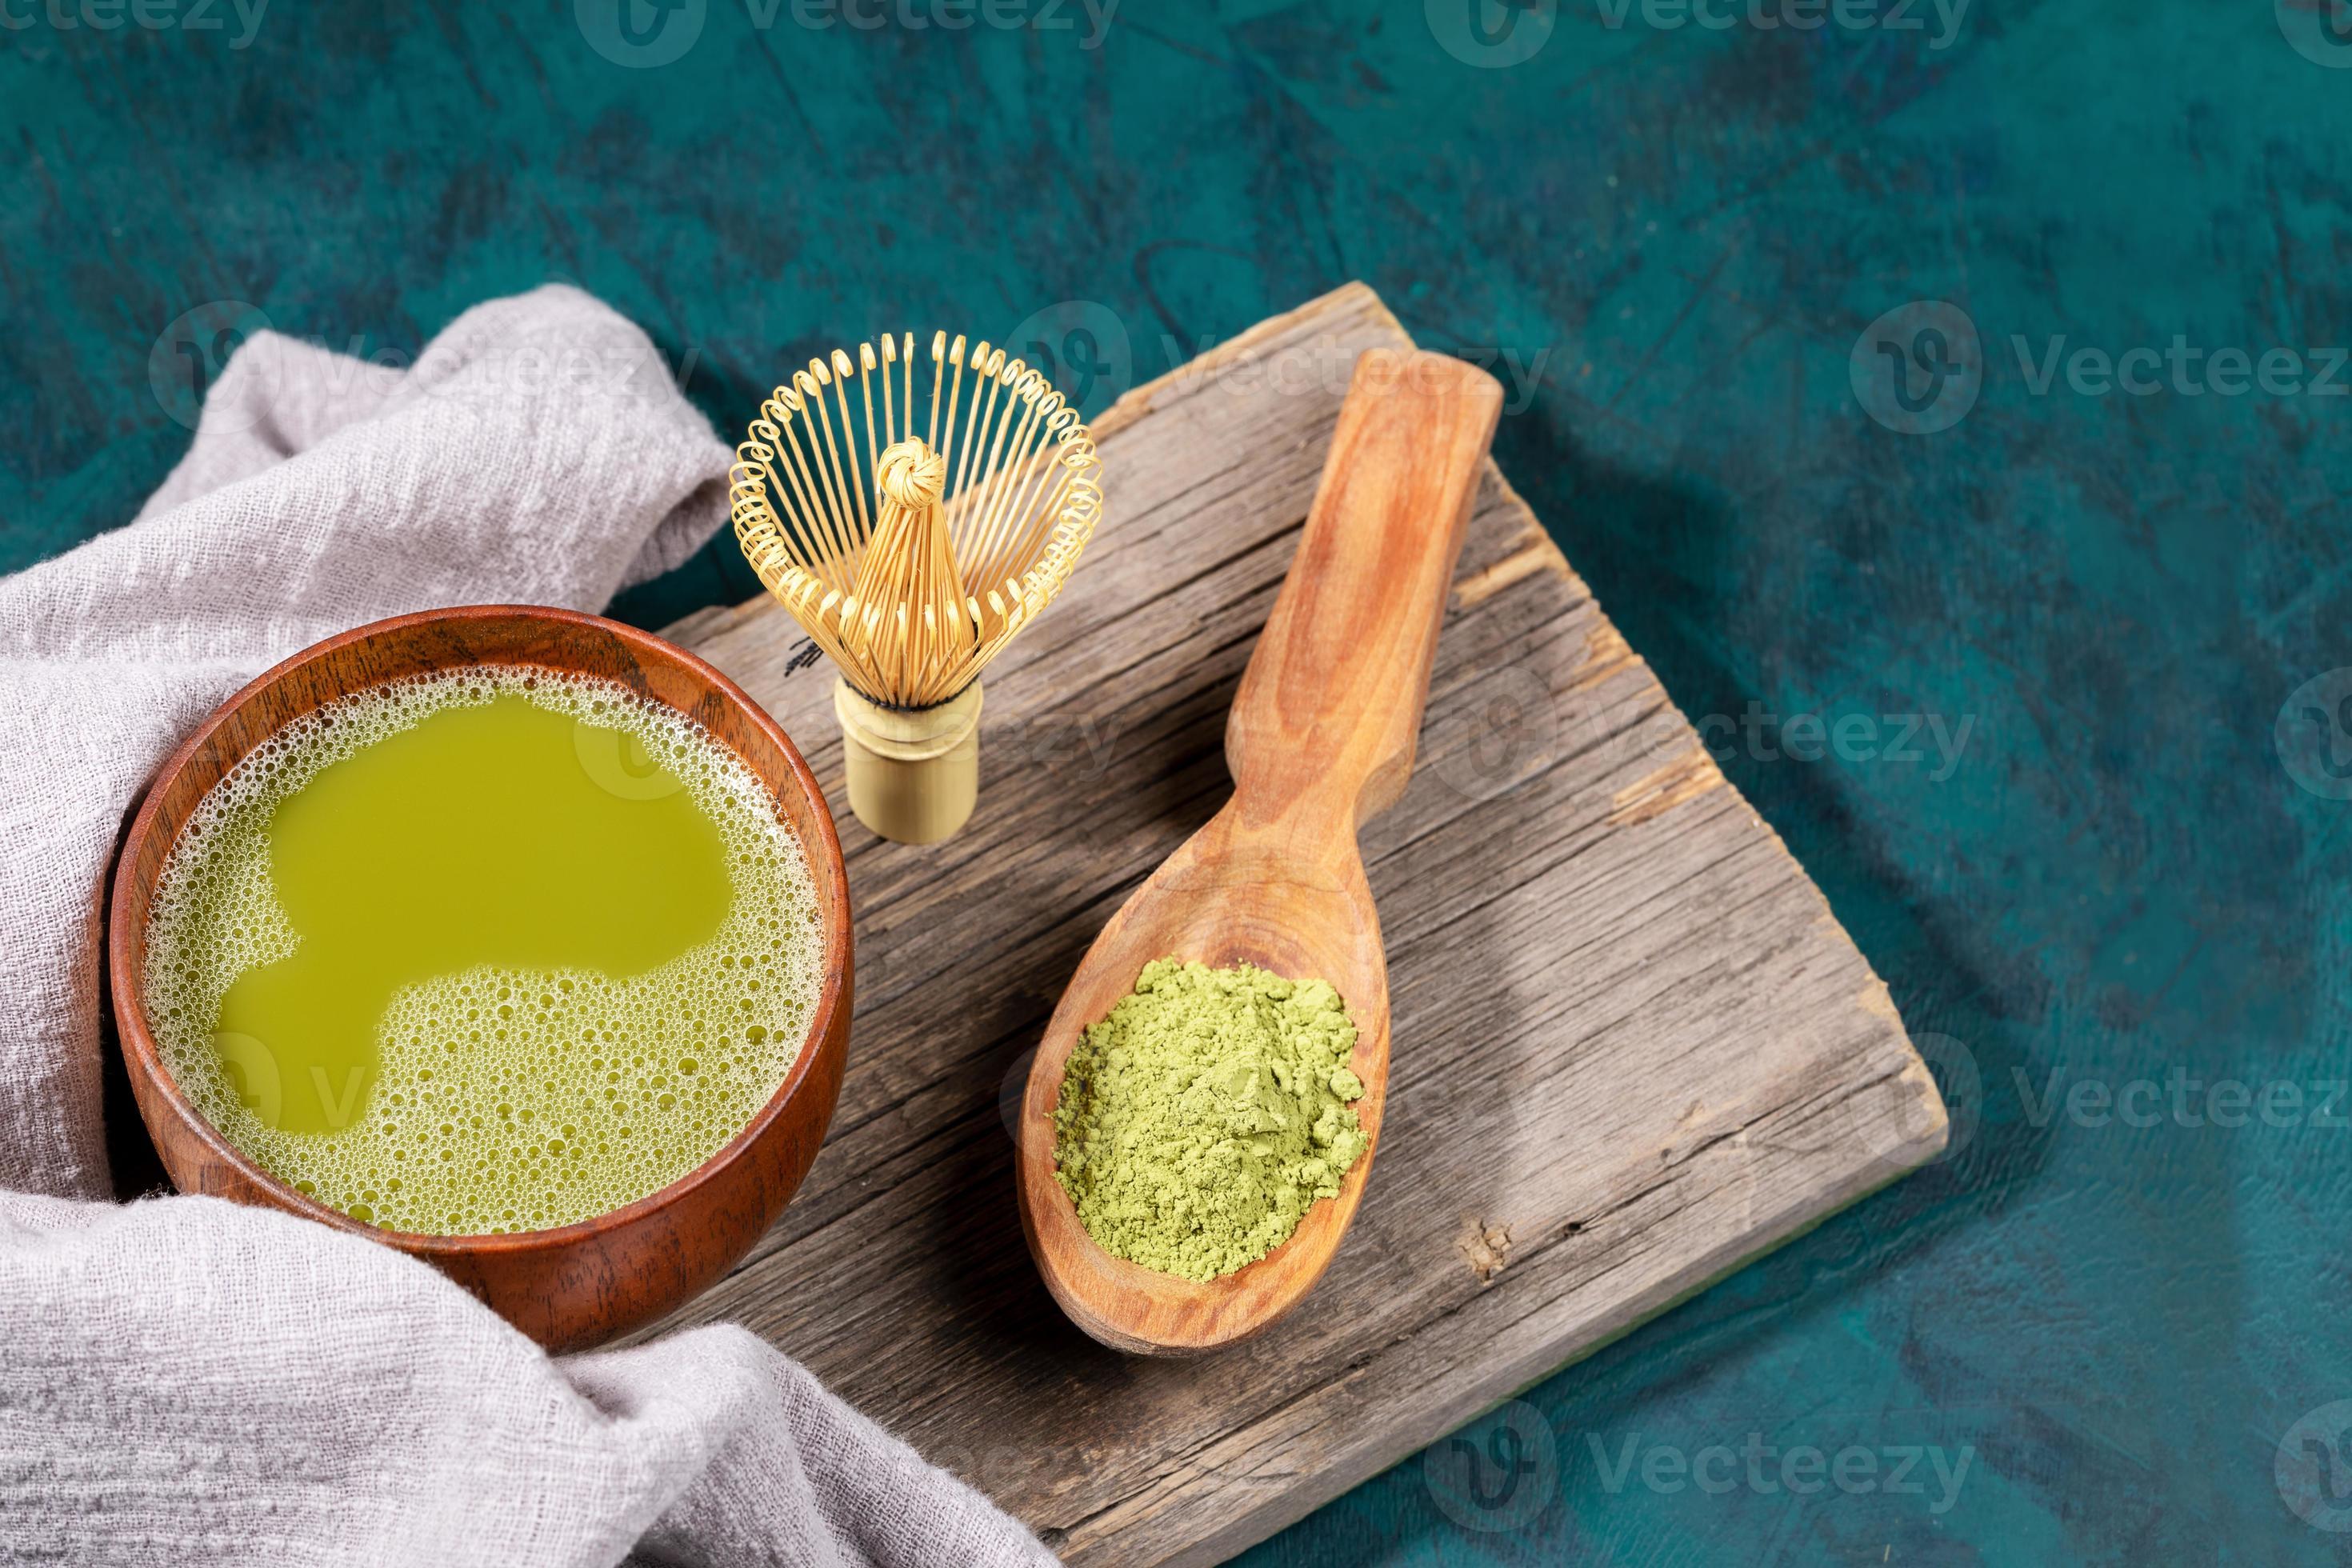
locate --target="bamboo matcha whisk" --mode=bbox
[732,332,1105,843]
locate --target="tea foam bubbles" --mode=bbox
[143,666,826,1235]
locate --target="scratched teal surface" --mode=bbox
[6,1,2351,1561]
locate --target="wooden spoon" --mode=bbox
[1014,348,1504,1354]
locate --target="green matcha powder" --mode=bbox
[1052,958,1370,1282]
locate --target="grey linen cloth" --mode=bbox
[0,287,1057,1568]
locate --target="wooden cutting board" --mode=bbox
[650,283,1948,1566]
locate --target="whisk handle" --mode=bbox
[1226,349,1503,829]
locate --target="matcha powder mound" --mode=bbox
[1052,957,1370,1282]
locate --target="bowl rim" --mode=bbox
[105,602,852,1260]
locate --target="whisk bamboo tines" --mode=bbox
[732,331,1105,843]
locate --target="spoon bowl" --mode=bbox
[1015,350,1502,1354]
[1016,806,1391,1354]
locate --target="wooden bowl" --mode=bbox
[106,605,853,1354]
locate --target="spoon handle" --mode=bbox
[1226,349,1503,827]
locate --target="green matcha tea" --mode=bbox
[143,667,825,1235]
[1053,958,1368,1282]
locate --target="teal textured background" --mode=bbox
[6,1,2351,1561]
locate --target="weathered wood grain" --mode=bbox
[653,283,1947,1566]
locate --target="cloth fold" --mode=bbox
[0,287,1056,1568]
